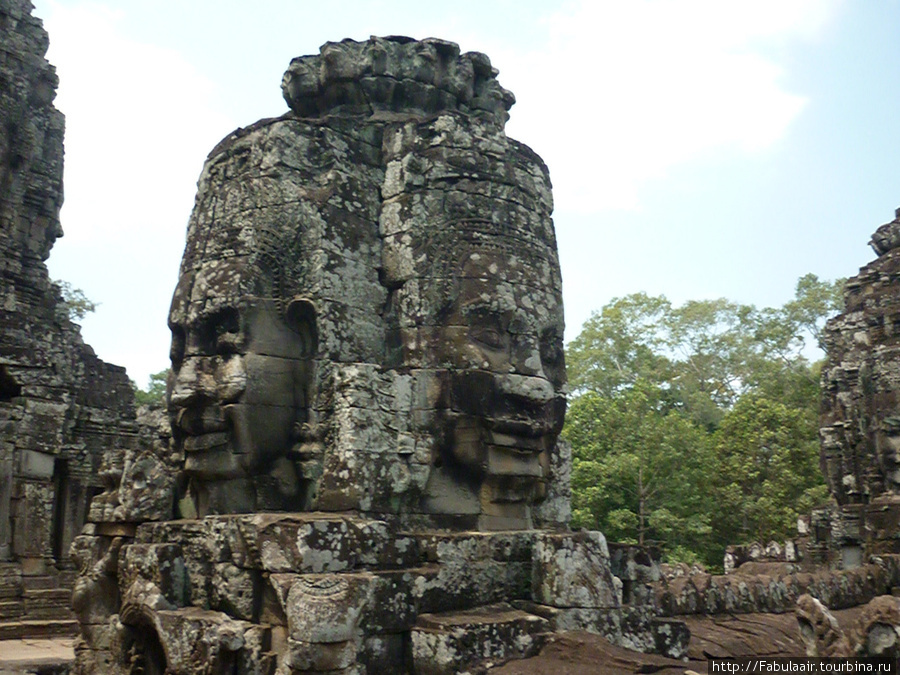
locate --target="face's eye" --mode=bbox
[201,308,242,357]
[169,325,186,369]
[540,335,563,365]
[470,324,506,350]
[540,330,566,384]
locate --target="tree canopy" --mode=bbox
[565,274,842,568]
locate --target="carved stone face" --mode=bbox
[423,247,566,520]
[167,258,316,514]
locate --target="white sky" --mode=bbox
[29,0,899,388]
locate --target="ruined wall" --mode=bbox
[0,0,137,629]
[656,556,900,617]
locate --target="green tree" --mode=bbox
[568,293,757,430]
[744,274,844,408]
[132,369,168,407]
[564,275,841,567]
[566,381,714,562]
[566,293,673,397]
[710,395,828,554]
[54,280,98,322]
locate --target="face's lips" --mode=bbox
[182,431,229,453]
[483,417,553,439]
[173,406,228,436]
[487,429,546,452]
[182,442,242,480]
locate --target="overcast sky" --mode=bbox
[30,0,900,388]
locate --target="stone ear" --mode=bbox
[286,297,317,356]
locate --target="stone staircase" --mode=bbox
[0,563,77,639]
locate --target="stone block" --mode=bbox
[19,556,47,576]
[18,449,55,478]
[652,618,690,660]
[532,531,620,609]
[411,603,549,675]
[213,623,271,675]
[288,637,357,670]
[210,562,260,622]
[412,533,532,613]
[152,607,252,675]
[283,573,372,643]
[360,633,408,672]
[119,543,188,608]
[71,644,125,675]
[358,569,417,634]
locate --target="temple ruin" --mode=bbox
[818,208,900,566]
[68,36,689,674]
[10,0,900,669]
[0,0,138,639]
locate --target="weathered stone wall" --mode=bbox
[656,556,900,617]
[0,0,137,631]
[162,36,569,530]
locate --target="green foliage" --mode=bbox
[568,382,713,560]
[54,280,98,322]
[710,395,828,556]
[565,274,842,567]
[132,369,169,407]
[566,293,672,397]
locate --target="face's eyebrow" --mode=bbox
[460,302,503,317]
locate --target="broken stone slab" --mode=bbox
[651,617,690,660]
[532,531,620,609]
[410,603,549,675]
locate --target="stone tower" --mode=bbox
[821,208,900,564]
[72,37,676,674]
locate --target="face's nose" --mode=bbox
[169,357,213,409]
[510,330,547,379]
[168,355,247,410]
[497,372,556,405]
